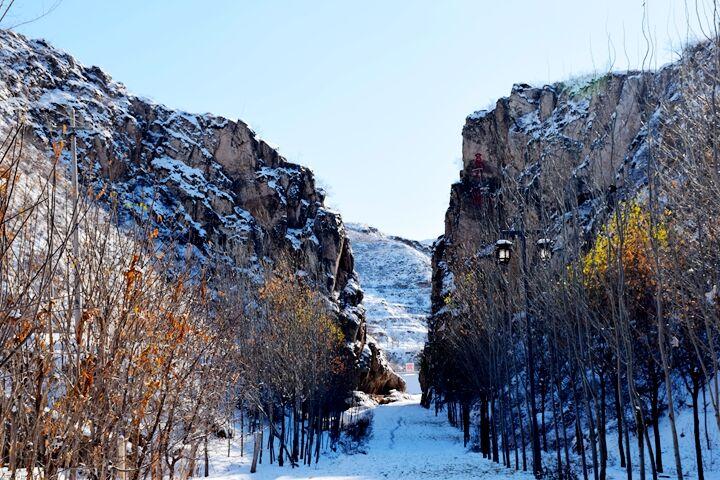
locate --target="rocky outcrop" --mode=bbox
[440,73,649,266]
[356,341,406,394]
[0,29,401,394]
[429,41,712,353]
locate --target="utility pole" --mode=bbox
[118,434,127,480]
[70,108,82,327]
[68,108,82,480]
[500,223,544,478]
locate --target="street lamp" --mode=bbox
[495,239,513,264]
[536,238,552,262]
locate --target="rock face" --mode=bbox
[0,29,401,394]
[431,72,651,331]
[427,41,712,382]
[346,224,431,367]
[356,341,406,394]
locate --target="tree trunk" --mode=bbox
[204,433,209,477]
[651,382,663,473]
[480,398,490,457]
[624,409,633,480]
[250,431,261,474]
[541,385,547,452]
[599,373,608,480]
[314,414,322,464]
[643,417,658,480]
[614,375,627,468]
[693,382,705,480]
[510,386,520,470]
[516,378,527,471]
[500,390,511,468]
[491,397,499,463]
[300,404,306,461]
[550,382,563,479]
[586,392,599,480]
[278,409,285,467]
[573,383,589,480]
[703,385,711,450]
[240,409,244,458]
[462,401,471,448]
[637,412,646,480]
[293,401,300,462]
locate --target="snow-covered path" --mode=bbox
[207,394,533,480]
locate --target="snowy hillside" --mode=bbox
[0,28,402,394]
[347,224,432,366]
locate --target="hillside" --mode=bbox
[0,28,401,393]
[346,223,431,367]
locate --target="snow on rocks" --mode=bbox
[0,28,400,394]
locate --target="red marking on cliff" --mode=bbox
[469,153,486,178]
[473,153,485,170]
[471,186,493,209]
[471,190,484,206]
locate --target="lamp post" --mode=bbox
[496,228,552,478]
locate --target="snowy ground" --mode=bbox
[601,390,720,479]
[346,224,432,366]
[203,376,720,480]
[206,394,533,480]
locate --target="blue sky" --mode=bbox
[8,0,709,239]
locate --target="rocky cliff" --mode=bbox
[428,41,712,354]
[0,29,400,394]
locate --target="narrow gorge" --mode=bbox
[3,6,720,479]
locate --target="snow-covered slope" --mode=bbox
[346,224,431,366]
